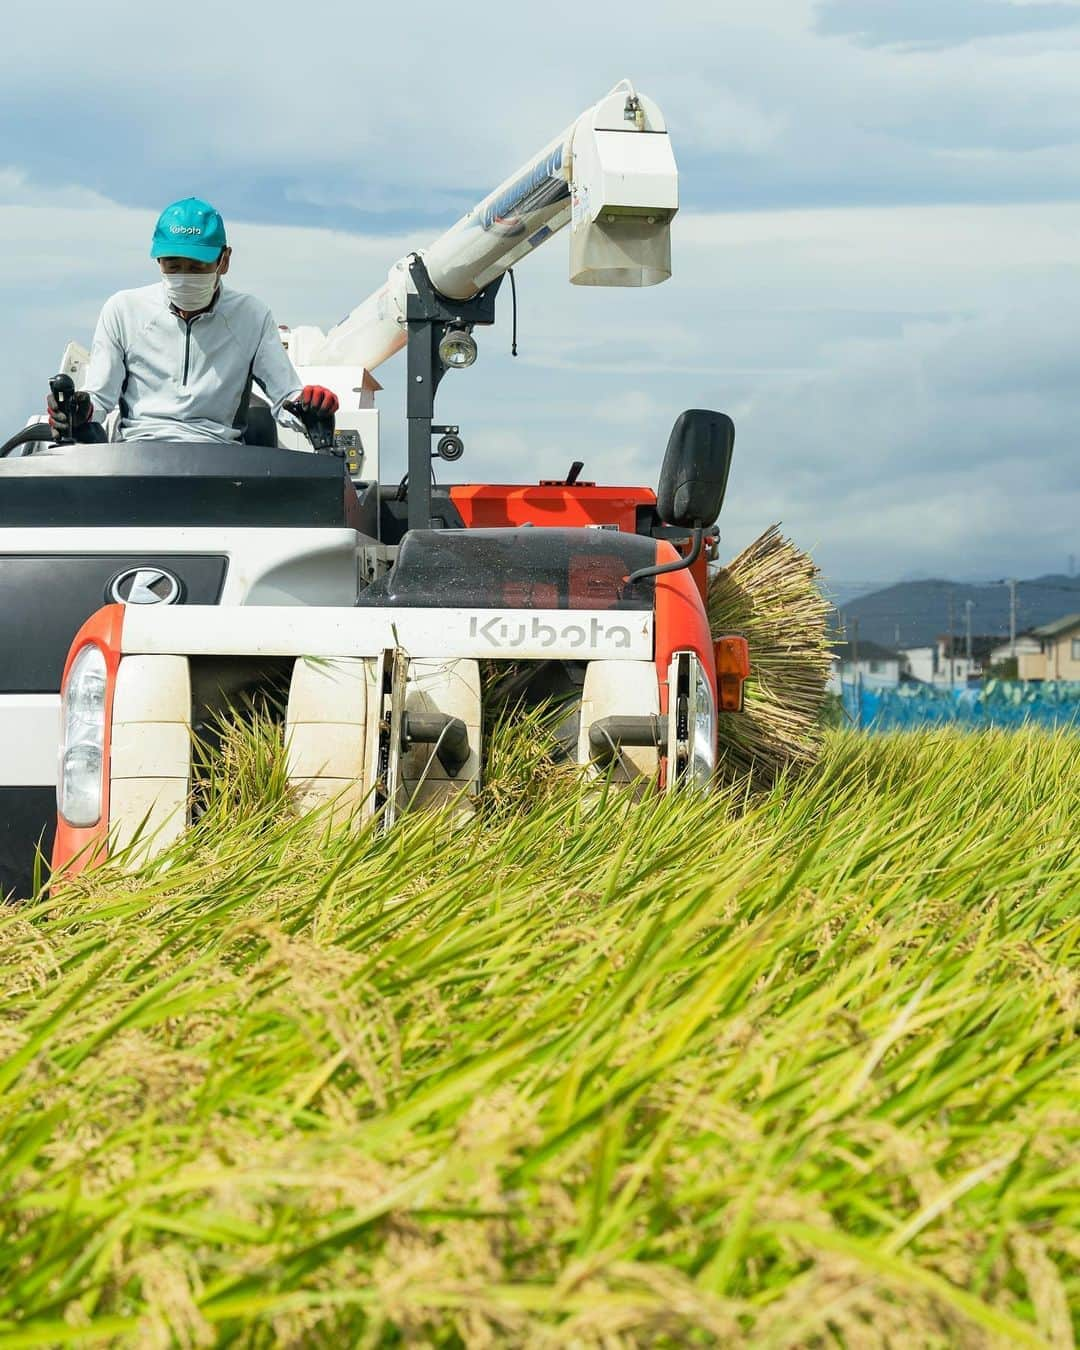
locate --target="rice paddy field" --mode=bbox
[1,724,1077,1347]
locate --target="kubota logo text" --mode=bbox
[469,614,633,650]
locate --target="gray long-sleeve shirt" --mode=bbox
[83,282,303,443]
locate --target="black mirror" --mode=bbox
[657,409,734,528]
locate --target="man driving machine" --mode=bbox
[47,197,338,445]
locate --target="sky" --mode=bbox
[2,0,1079,589]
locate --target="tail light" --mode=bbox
[714,635,750,712]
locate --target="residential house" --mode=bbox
[987,633,1042,675]
[1019,613,1080,681]
[901,646,937,684]
[829,640,901,693]
[900,635,998,686]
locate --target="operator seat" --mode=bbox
[243,401,279,449]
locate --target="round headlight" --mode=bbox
[438,326,477,370]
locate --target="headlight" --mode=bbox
[688,655,716,786]
[58,643,107,827]
[667,651,716,790]
[437,325,477,369]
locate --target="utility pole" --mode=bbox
[1008,579,1017,658]
[947,590,955,688]
[964,599,973,665]
[851,616,862,730]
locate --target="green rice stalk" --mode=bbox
[1,725,1077,1345]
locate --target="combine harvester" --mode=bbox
[0,81,751,893]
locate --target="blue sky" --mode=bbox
[2,0,1079,585]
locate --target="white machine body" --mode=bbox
[118,604,654,663]
[274,326,382,480]
[91,605,658,860]
[0,528,361,793]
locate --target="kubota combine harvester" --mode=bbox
[0,81,750,895]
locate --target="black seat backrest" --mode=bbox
[244,400,279,449]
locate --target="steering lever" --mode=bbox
[284,398,336,453]
[48,374,76,447]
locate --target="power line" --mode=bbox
[824,579,1080,597]
[825,577,1080,589]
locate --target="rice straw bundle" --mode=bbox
[709,524,834,789]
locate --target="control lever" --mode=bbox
[49,374,76,446]
[284,398,336,453]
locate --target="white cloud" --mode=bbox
[2,0,1080,222]
[593,391,665,426]
[0,169,115,210]
[664,78,788,157]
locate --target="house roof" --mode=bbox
[989,634,1041,654]
[832,640,899,662]
[1032,612,1080,639]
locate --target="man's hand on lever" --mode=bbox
[285,385,339,451]
[46,387,93,442]
[298,385,339,416]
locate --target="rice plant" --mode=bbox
[0,726,1076,1347]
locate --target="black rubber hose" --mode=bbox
[626,526,704,584]
[589,715,668,764]
[0,424,55,459]
[402,713,470,777]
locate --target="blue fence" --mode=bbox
[840,681,1080,731]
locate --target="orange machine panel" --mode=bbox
[653,542,718,716]
[450,483,656,534]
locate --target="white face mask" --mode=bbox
[162,269,219,311]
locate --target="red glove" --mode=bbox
[299,385,339,415]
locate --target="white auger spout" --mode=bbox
[313,80,678,370]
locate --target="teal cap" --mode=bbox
[150,197,227,263]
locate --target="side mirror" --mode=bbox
[657,409,735,528]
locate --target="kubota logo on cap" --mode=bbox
[170,224,202,235]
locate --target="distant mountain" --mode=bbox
[831,574,1080,650]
